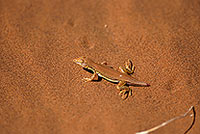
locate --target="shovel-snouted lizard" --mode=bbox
[73,56,150,99]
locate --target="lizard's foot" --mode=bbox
[119,88,132,100]
[82,77,92,82]
[119,59,135,75]
[125,59,135,74]
[117,81,132,100]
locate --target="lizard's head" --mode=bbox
[73,56,87,67]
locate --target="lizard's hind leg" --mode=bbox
[119,59,135,75]
[125,59,135,74]
[117,81,132,100]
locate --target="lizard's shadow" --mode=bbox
[83,68,119,83]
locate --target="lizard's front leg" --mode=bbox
[117,81,132,100]
[101,61,114,69]
[82,72,98,82]
[101,61,107,65]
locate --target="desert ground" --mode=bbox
[0,0,200,134]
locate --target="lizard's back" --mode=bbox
[85,58,149,86]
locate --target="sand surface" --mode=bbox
[0,0,200,134]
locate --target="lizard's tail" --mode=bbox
[128,81,150,87]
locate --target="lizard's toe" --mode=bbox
[129,89,132,96]
[119,90,128,100]
[119,90,124,96]
[119,89,132,100]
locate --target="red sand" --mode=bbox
[0,0,200,134]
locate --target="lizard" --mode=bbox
[73,56,150,99]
